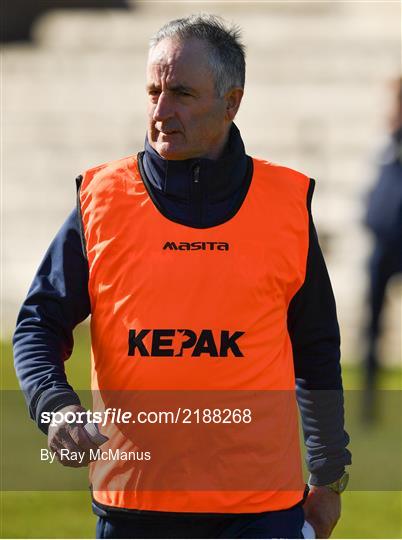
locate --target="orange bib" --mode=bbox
[78,154,311,513]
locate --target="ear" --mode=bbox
[224,87,244,121]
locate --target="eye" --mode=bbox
[148,90,160,103]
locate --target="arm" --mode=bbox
[287,184,351,537]
[13,208,91,434]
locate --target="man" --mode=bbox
[14,14,351,539]
[363,77,402,421]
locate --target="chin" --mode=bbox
[155,143,188,161]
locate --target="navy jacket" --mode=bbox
[13,123,351,515]
[365,127,402,243]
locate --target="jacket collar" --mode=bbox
[142,123,248,203]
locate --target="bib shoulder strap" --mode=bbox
[75,155,138,258]
[251,157,313,209]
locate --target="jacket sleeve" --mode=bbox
[287,180,352,485]
[13,208,90,434]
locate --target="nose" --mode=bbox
[152,92,174,123]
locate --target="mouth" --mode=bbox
[154,125,180,136]
[159,132,181,142]
[160,130,179,136]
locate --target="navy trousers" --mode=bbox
[362,238,402,421]
[96,505,305,539]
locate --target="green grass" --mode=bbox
[1,492,97,539]
[1,325,401,538]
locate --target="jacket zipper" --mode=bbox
[192,163,202,226]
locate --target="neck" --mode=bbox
[201,126,231,160]
[142,122,248,203]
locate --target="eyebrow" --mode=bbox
[146,83,195,94]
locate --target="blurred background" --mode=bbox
[1,0,401,538]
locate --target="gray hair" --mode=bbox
[149,13,246,97]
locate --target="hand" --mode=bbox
[48,404,101,468]
[302,485,341,538]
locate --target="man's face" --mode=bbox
[146,38,229,160]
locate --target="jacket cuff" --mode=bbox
[34,389,82,434]
[308,466,347,486]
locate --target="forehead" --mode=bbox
[146,38,214,87]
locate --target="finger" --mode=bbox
[312,522,331,539]
[70,425,100,452]
[48,441,67,467]
[69,425,100,465]
[52,427,89,468]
